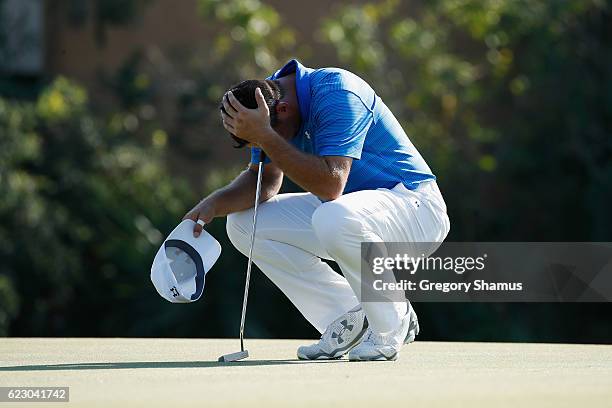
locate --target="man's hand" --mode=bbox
[182,200,216,237]
[221,88,272,145]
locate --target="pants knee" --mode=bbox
[226,210,252,255]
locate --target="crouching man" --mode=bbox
[184,59,450,361]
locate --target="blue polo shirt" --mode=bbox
[250,59,435,193]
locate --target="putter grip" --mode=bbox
[259,150,266,163]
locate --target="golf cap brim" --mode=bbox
[150,220,221,303]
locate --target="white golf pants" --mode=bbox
[226,180,450,335]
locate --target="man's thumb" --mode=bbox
[255,88,268,111]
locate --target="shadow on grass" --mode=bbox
[0,359,346,371]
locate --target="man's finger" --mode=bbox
[221,110,235,126]
[183,211,196,221]
[193,218,206,238]
[227,91,246,112]
[193,223,203,237]
[222,120,235,133]
[184,211,202,237]
[255,87,269,113]
[222,94,238,116]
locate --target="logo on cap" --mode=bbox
[170,286,179,297]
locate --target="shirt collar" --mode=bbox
[269,59,313,128]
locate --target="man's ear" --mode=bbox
[275,101,289,114]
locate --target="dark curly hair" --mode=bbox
[220,79,285,148]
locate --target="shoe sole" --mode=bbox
[349,351,398,362]
[297,352,343,361]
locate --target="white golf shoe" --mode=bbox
[349,306,419,361]
[404,303,420,344]
[297,306,368,360]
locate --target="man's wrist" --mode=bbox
[200,196,219,218]
[257,127,282,151]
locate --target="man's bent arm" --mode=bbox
[209,163,282,216]
[184,162,283,236]
[258,129,351,201]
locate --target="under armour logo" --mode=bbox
[170,286,179,297]
[331,319,354,344]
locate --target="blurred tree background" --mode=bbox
[0,0,611,342]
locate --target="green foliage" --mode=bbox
[134,0,301,183]
[0,77,190,335]
[320,0,399,73]
[198,0,295,73]
[0,275,19,336]
[36,77,88,122]
[2,0,611,343]
[187,0,297,123]
[1,1,307,338]
[322,0,612,240]
[319,0,612,342]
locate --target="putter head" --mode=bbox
[218,350,249,362]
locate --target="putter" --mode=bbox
[219,151,266,362]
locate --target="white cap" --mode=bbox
[150,219,221,303]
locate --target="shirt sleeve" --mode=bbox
[313,90,373,160]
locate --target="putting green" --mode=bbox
[1,338,611,407]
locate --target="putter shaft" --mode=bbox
[238,156,265,352]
